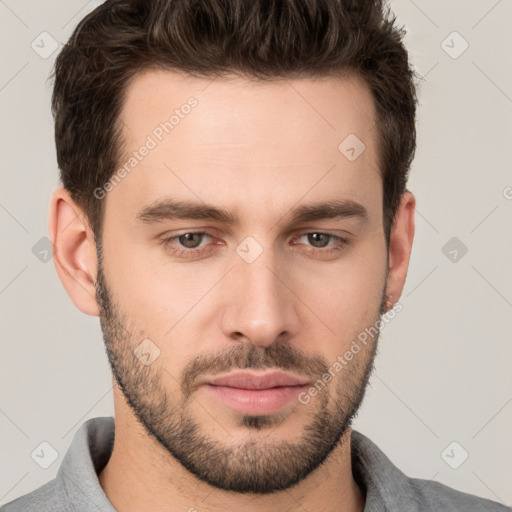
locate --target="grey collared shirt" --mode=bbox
[1,416,509,511]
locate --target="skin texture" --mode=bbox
[49,69,415,512]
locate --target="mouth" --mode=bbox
[201,370,311,415]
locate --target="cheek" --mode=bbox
[102,231,204,320]
[103,254,216,370]
[292,239,387,339]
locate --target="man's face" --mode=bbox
[95,69,389,493]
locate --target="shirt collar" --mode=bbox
[58,416,116,512]
[58,416,419,512]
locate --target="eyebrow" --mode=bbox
[135,197,369,226]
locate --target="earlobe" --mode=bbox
[48,188,100,317]
[385,190,416,307]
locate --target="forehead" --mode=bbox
[109,68,381,225]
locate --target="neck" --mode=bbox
[99,399,365,512]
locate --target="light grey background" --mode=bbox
[1,0,511,507]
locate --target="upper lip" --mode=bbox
[205,371,311,390]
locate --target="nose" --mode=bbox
[219,246,300,347]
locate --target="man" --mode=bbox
[2,0,509,510]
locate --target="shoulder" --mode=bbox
[1,416,115,512]
[0,477,70,512]
[408,476,511,511]
[350,429,511,511]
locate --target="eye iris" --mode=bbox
[308,233,330,248]
[178,233,203,248]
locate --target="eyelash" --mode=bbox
[160,230,350,258]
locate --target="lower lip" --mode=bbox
[203,384,309,415]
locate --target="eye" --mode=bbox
[160,230,350,260]
[160,231,215,258]
[296,232,349,251]
[303,232,333,248]
[175,232,210,249]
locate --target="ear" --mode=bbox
[385,190,416,309]
[48,187,100,316]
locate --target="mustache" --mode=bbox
[181,341,329,398]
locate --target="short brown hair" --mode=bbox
[51,0,418,244]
